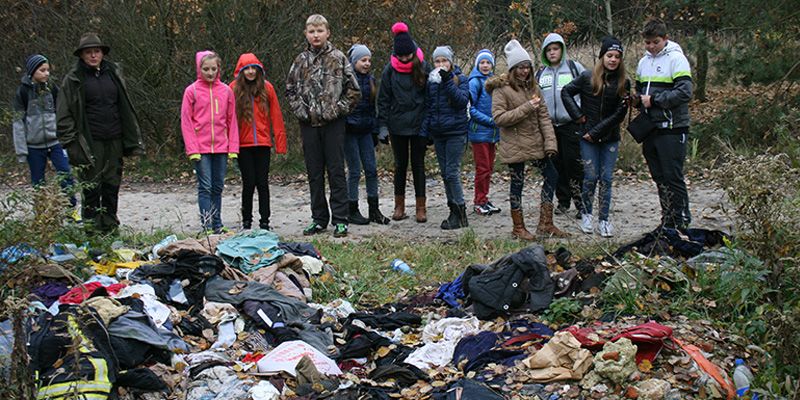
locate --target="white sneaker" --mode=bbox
[580,214,594,234]
[599,220,614,237]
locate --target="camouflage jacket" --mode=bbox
[286,42,361,127]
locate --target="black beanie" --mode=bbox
[598,36,624,58]
[26,54,48,78]
[392,22,417,56]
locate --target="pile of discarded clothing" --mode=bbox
[1,227,747,399]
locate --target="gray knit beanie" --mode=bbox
[348,44,371,65]
[504,39,531,70]
[432,46,454,63]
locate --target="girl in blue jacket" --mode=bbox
[422,46,470,230]
[467,49,501,216]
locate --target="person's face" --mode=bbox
[80,47,103,68]
[305,24,330,49]
[514,62,532,80]
[644,35,668,56]
[434,56,451,71]
[354,56,371,74]
[478,59,492,75]
[32,63,50,83]
[200,58,219,83]
[603,50,622,71]
[243,66,258,81]
[396,53,413,63]
[545,43,562,65]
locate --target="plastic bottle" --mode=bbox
[733,358,754,397]
[390,259,415,275]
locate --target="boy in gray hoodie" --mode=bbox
[537,33,586,218]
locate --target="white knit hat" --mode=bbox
[504,39,532,70]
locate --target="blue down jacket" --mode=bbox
[421,65,469,137]
[467,68,499,143]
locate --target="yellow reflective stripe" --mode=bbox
[88,357,109,384]
[673,70,692,79]
[66,315,94,354]
[36,380,112,398]
[637,75,674,83]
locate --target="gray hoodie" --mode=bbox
[12,75,59,161]
[635,40,693,129]
[537,33,586,127]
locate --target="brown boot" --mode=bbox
[415,196,427,223]
[537,202,570,238]
[392,195,408,220]
[511,209,535,241]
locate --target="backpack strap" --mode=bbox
[535,65,546,82]
[568,60,579,79]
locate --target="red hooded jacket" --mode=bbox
[229,53,287,153]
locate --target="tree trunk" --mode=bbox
[695,31,709,102]
[604,0,613,35]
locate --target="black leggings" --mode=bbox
[390,134,427,197]
[238,146,271,227]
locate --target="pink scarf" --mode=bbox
[390,48,425,73]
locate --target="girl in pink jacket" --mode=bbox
[181,51,239,233]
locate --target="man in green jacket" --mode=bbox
[57,32,143,232]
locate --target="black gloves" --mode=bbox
[438,68,451,82]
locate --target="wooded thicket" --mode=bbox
[1,0,798,158]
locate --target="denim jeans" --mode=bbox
[195,153,227,230]
[344,133,379,201]
[580,140,618,221]
[434,135,466,205]
[27,144,77,207]
[508,158,558,210]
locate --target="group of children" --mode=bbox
[14,15,692,239]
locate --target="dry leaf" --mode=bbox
[638,359,653,373]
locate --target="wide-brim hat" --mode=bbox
[73,33,110,57]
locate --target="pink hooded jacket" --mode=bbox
[181,51,239,155]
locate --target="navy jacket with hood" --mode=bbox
[421,66,469,137]
[467,67,499,143]
[346,71,378,135]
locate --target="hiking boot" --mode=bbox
[242,220,252,230]
[213,226,231,235]
[259,222,271,231]
[441,203,463,230]
[580,214,594,234]
[333,223,348,238]
[349,201,369,225]
[415,196,427,223]
[599,220,614,237]
[536,202,570,238]
[303,222,326,236]
[458,204,469,227]
[555,203,569,215]
[485,201,501,214]
[392,195,408,220]
[474,203,491,216]
[368,196,390,225]
[510,209,535,241]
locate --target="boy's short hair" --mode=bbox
[306,14,329,29]
[642,18,668,38]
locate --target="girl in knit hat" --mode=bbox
[422,45,470,229]
[230,53,287,231]
[468,49,501,217]
[486,39,568,240]
[344,44,390,226]
[377,22,432,223]
[561,36,630,237]
[12,54,79,219]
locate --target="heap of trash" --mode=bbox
[0,227,761,399]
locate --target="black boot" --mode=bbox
[441,202,463,230]
[349,201,369,225]
[457,203,469,228]
[368,196,390,225]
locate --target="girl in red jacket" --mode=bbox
[230,53,287,230]
[181,51,239,233]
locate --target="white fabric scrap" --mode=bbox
[422,316,481,343]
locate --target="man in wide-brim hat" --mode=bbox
[56,32,143,233]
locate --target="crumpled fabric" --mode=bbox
[436,272,466,308]
[422,317,481,343]
[185,365,253,400]
[249,254,312,302]
[115,284,172,328]
[157,238,212,259]
[314,299,356,320]
[435,378,505,400]
[201,302,239,325]
[249,380,281,400]
[31,282,69,307]
[345,311,422,331]
[299,255,324,275]
[129,252,224,306]
[278,242,320,259]
[452,331,499,367]
[204,278,319,325]
[405,340,458,370]
[58,281,126,304]
[216,229,285,274]
[108,309,190,352]
[523,331,592,382]
[84,296,129,325]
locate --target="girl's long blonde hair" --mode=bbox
[591,56,627,97]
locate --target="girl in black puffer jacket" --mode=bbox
[562,37,630,238]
